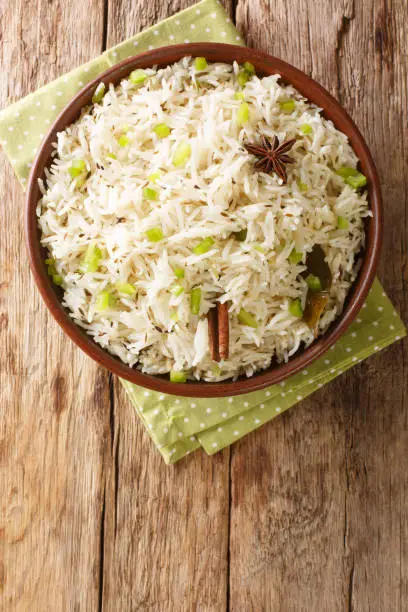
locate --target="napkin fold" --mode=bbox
[0,0,405,463]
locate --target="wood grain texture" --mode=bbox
[0,0,407,611]
[107,0,234,43]
[0,1,109,609]
[232,1,408,610]
[101,384,229,611]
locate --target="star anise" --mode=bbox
[245,135,296,183]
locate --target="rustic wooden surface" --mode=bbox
[0,0,407,610]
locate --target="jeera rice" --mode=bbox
[37,57,370,382]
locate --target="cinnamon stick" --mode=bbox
[207,302,229,362]
[207,307,220,362]
[217,302,229,360]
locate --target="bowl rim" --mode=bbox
[25,43,382,398]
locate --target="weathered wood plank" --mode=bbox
[106,0,234,41]
[101,383,229,611]
[0,1,109,609]
[231,0,408,610]
[101,3,232,610]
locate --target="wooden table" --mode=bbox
[1,1,407,610]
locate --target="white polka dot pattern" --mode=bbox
[122,278,406,463]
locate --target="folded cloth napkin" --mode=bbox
[0,0,405,463]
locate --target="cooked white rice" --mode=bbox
[37,57,370,381]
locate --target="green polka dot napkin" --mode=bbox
[0,0,405,463]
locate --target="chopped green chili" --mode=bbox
[145,227,164,242]
[345,173,367,189]
[305,274,322,292]
[81,243,102,273]
[118,134,129,147]
[194,57,208,71]
[129,69,147,85]
[238,308,258,328]
[193,237,214,255]
[190,287,202,315]
[170,370,187,383]
[335,166,367,189]
[243,61,255,75]
[147,171,161,183]
[52,274,63,286]
[289,298,303,318]
[173,141,191,167]
[237,70,250,87]
[143,187,158,200]
[288,248,303,265]
[171,284,184,297]
[68,159,86,178]
[236,102,249,126]
[154,123,171,138]
[337,215,349,230]
[173,267,185,279]
[92,82,106,104]
[279,99,296,113]
[300,123,313,134]
[95,291,116,312]
[115,282,136,296]
[212,364,222,376]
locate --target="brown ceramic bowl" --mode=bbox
[25,43,382,397]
